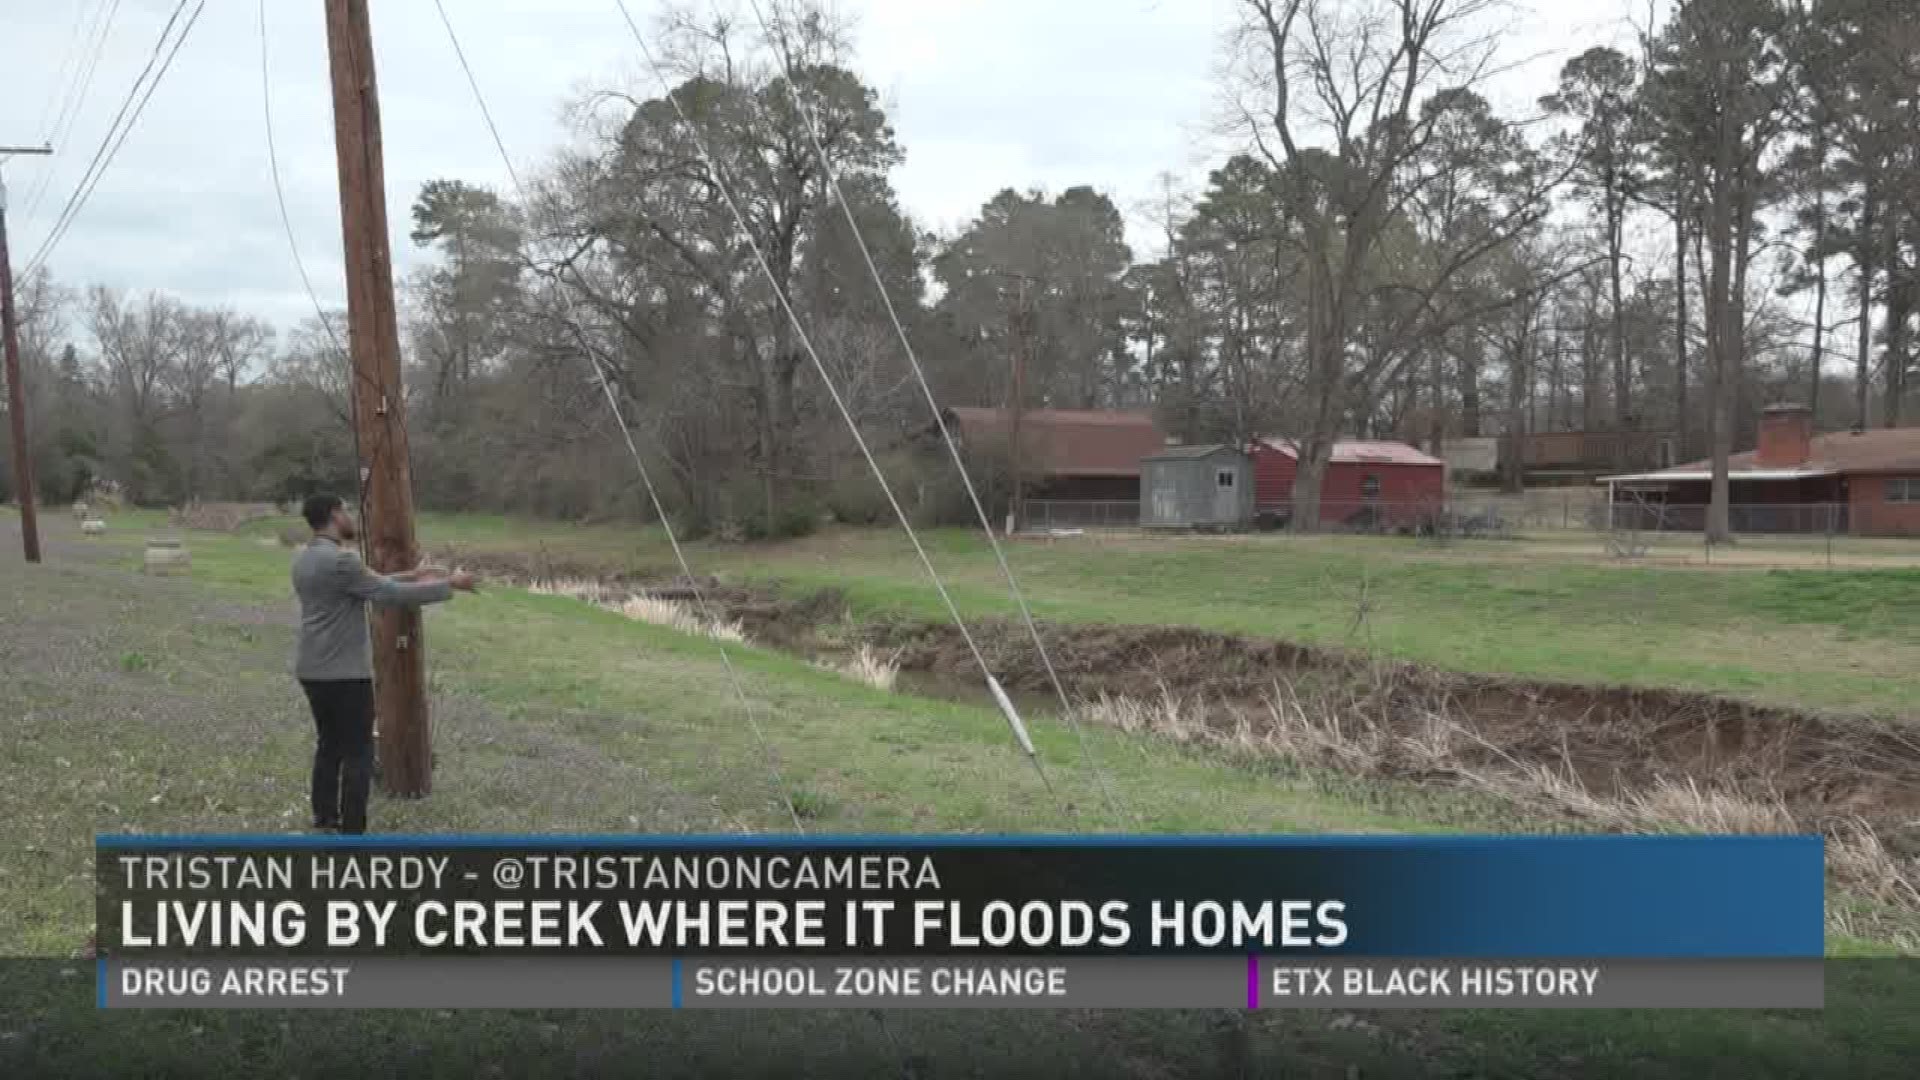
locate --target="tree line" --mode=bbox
[4,0,1915,541]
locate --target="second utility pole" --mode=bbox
[1,144,54,565]
[324,0,432,797]
[1005,273,1033,536]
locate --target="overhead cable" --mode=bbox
[742,0,1128,822]
[257,0,374,539]
[22,0,124,222]
[25,0,201,278]
[433,0,806,833]
[611,0,1067,808]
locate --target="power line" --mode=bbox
[429,2,525,194]
[611,0,1066,810]
[31,1,198,276]
[24,0,157,266]
[22,0,122,222]
[28,0,98,140]
[50,0,122,144]
[25,0,200,278]
[257,0,372,542]
[259,0,345,354]
[431,0,805,833]
[743,0,1128,823]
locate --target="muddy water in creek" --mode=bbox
[891,668,1064,719]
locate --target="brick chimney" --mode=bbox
[1756,403,1813,467]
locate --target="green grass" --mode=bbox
[3,510,1917,1076]
[376,510,1920,718]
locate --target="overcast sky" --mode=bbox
[3,0,1648,333]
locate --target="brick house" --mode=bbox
[1600,404,1920,536]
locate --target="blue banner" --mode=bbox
[98,834,1823,960]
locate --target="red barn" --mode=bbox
[1249,438,1447,528]
[939,407,1169,501]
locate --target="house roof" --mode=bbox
[1145,443,1244,461]
[1598,426,1920,484]
[940,407,1170,478]
[1253,438,1445,467]
[1602,468,1835,484]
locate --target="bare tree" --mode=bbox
[88,288,192,502]
[1226,0,1564,529]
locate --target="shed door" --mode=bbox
[1212,466,1240,523]
[1146,466,1179,525]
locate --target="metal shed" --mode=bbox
[1141,445,1254,529]
[1249,438,1447,529]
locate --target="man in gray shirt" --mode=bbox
[292,494,476,833]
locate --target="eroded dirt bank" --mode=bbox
[448,546,1920,838]
[863,615,1920,830]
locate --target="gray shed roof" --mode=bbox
[1144,443,1243,462]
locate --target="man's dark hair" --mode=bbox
[303,495,344,531]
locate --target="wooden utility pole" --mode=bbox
[1,145,53,565]
[1004,273,1033,536]
[324,0,431,797]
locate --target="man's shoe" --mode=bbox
[311,820,340,833]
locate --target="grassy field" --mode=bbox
[3,508,1916,1076]
[376,510,1920,719]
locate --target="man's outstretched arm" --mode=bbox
[336,552,468,607]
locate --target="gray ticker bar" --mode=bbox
[103,958,674,1009]
[681,957,1241,1009]
[99,958,1822,1010]
[1257,960,1823,1009]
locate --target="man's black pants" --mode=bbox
[298,679,374,834]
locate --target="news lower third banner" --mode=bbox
[95,835,1825,1010]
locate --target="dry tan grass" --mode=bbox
[1076,684,1197,739]
[615,595,702,634]
[829,645,901,692]
[528,578,610,604]
[1621,779,1798,834]
[1072,676,1920,933]
[615,595,747,644]
[531,579,747,644]
[1827,817,1920,912]
[170,502,279,532]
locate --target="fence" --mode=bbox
[1022,500,1141,532]
[1262,499,1454,534]
[1026,497,1565,535]
[1605,502,1847,535]
[1021,491,1904,541]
